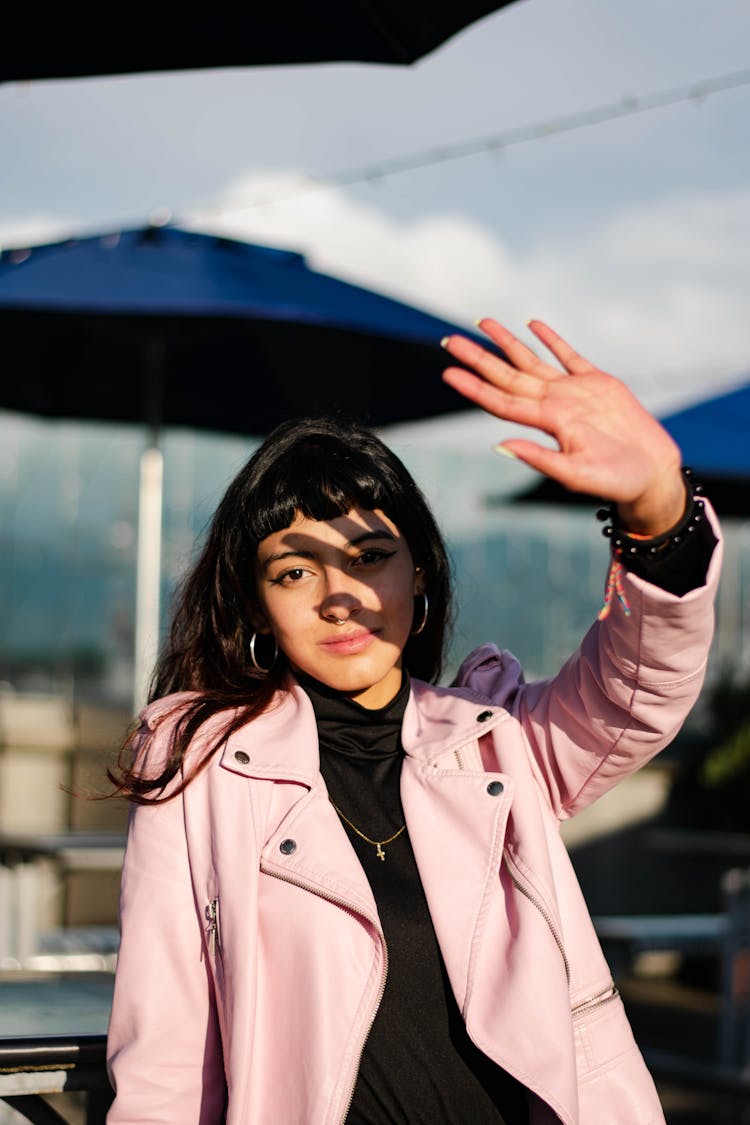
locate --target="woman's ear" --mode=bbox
[414,566,426,596]
[249,607,272,634]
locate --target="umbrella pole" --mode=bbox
[133,334,166,715]
[133,444,163,715]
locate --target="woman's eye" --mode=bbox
[271,566,309,586]
[355,549,395,567]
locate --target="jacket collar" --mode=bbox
[220,684,320,785]
[220,679,509,784]
[402,678,509,762]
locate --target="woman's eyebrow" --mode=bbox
[260,547,315,570]
[260,530,396,571]
[348,530,397,547]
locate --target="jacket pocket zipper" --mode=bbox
[205,897,221,959]
[503,851,571,986]
[571,982,620,1017]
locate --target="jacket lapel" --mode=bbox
[405,683,580,1123]
[221,685,380,921]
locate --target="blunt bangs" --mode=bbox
[244,435,398,544]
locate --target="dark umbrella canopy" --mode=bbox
[503,379,750,518]
[0,225,482,436]
[2,3,520,83]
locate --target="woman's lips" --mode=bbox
[319,629,378,655]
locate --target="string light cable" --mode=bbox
[2,66,748,248]
[177,65,750,221]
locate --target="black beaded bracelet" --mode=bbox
[596,468,706,559]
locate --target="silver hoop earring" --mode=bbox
[411,592,429,636]
[249,632,279,674]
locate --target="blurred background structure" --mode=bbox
[1,0,749,1121]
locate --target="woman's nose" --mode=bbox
[319,570,362,621]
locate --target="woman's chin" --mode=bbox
[294,658,403,709]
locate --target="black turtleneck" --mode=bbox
[297,672,530,1125]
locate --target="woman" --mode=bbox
[106,319,721,1124]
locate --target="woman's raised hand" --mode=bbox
[441,318,686,537]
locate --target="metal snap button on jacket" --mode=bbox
[233,750,250,765]
[486,780,504,797]
[279,839,297,855]
[477,710,493,722]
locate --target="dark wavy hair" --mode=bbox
[109,417,453,803]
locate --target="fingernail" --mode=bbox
[440,336,451,349]
[493,445,518,460]
[474,318,485,328]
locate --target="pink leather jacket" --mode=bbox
[107,521,721,1124]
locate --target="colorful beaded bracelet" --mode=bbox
[596,467,705,559]
[596,469,705,620]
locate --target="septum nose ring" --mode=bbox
[325,612,347,626]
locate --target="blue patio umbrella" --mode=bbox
[659,381,750,484]
[0,225,489,706]
[0,225,479,434]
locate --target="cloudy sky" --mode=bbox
[2,0,749,447]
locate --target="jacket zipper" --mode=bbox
[503,852,571,986]
[259,861,388,1125]
[205,897,221,959]
[454,747,466,769]
[571,982,619,1017]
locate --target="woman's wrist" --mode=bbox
[598,469,706,558]
[613,466,687,538]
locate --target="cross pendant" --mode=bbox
[376,844,385,861]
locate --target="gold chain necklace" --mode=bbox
[329,799,407,861]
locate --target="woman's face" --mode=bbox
[254,507,423,709]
